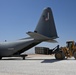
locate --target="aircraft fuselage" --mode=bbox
[0,39,40,57]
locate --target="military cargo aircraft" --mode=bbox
[0,7,58,60]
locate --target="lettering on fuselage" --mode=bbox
[8,48,14,50]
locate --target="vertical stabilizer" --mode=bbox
[34,7,58,39]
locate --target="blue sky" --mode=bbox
[0,0,76,53]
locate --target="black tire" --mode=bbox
[73,52,76,59]
[55,51,65,60]
[23,56,25,60]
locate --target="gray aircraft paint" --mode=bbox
[35,7,58,39]
[0,7,58,59]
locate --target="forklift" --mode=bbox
[55,41,76,60]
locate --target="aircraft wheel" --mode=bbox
[73,52,76,59]
[55,51,65,60]
[23,56,25,60]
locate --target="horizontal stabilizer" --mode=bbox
[19,37,33,40]
[44,39,58,43]
[27,32,57,43]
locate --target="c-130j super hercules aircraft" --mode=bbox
[0,7,58,60]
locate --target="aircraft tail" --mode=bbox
[27,7,58,43]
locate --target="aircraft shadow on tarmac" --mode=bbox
[1,57,75,63]
[1,57,60,62]
[2,58,62,63]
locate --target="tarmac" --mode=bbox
[0,54,76,75]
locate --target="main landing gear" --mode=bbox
[20,54,28,60]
